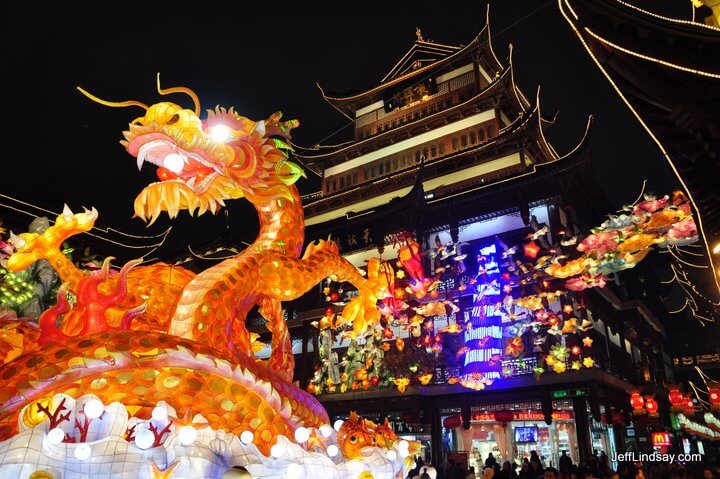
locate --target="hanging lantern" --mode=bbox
[709,388,720,411]
[668,388,684,411]
[645,397,659,417]
[494,410,514,426]
[443,415,461,429]
[630,393,646,415]
[685,397,695,416]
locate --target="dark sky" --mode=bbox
[4,1,690,261]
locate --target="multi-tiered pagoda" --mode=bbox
[287,11,671,469]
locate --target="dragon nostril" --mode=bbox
[167,113,180,125]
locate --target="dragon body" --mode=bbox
[0,82,384,460]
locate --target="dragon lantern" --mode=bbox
[0,78,409,479]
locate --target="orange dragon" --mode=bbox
[0,78,384,455]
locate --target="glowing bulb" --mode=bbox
[151,405,168,422]
[178,426,197,446]
[287,463,305,479]
[134,429,155,450]
[714,243,720,255]
[240,430,254,445]
[74,443,92,460]
[47,428,65,445]
[387,450,398,461]
[83,398,104,419]
[294,426,310,443]
[327,444,339,457]
[270,442,286,458]
[211,125,232,143]
[333,420,344,431]
[163,153,185,173]
[398,439,409,451]
[319,424,333,437]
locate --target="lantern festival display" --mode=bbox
[0,81,417,479]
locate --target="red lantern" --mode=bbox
[524,241,541,259]
[494,410,514,426]
[330,292,339,302]
[685,398,695,415]
[709,388,720,411]
[443,415,461,429]
[645,398,659,417]
[668,388,683,406]
[630,392,645,414]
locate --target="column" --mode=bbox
[572,396,593,461]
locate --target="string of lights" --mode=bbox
[559,0,720,298]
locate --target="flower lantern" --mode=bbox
[645,397,659,417]
[523,241,541,259]
[443,415,461,430]
[630,392,646,415]
[494,410,514,426]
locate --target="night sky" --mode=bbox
[5,1,693,261]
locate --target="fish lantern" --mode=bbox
[709,388,720,411]
[494,410,514,426]
[630,393,645,415]
[644,397,659,417]
[443,415,461,430]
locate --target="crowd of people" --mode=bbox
[407,451,720,479]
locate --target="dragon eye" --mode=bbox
[349,435,357,444]
[167,113,180,125]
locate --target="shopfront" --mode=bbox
[443,400,581,468]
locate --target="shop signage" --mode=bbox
[471,412,573,421]
[552,388,589,399]
[651,432,672,446]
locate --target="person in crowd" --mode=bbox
[542,466,559,479]
[704,467,717,479]
[559,450,573,475]
[485,453,498,469]
[420,474,431,479]
[466,467,476,479]
[599,451,608,469]
[482,467,495,479]
[518,461,531,479]
[496,461,516,479]
[529,459,543,479]
[530,451,541,465]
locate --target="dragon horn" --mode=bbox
[76,87,148,110]
[156,72,200,116]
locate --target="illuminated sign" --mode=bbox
[552,388,590,399]
[651,432,672,446]
[471,412,573,421]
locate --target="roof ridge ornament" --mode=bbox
[415,27,425,42]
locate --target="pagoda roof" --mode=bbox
[560,0,720,299]
[299,59,528,167]
[304,114,593,242]
[381,34,461,83]
[302,92,583,221]
[317,6,504,117]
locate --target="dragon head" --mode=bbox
[7,205,97,272]
[78,76,305,224]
